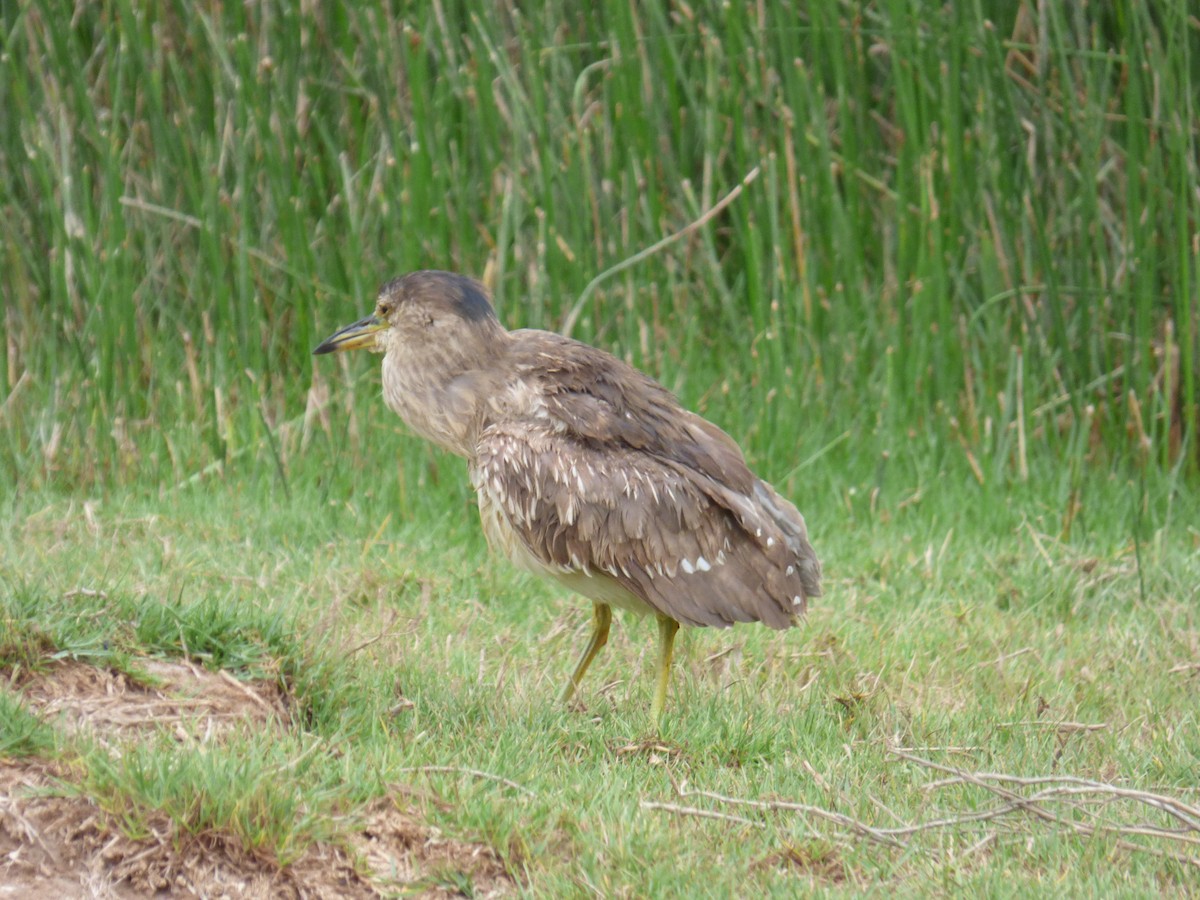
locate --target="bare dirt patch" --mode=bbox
[1,660,513,897]
[0,757,364,899]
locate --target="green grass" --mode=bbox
[0,690,57,759]
[1,0,1198,894]
[2,488,1198,892]
[76,728,356,866]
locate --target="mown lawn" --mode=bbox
[3,477,1197,894]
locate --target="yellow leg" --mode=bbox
[561,603,612,704]
[651,615,679,728]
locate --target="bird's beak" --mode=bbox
[313,314,386,355]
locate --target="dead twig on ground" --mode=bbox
[675,786,906,848]
[395,765,535,798]
[642,752,1200,870]
[891,750,1200,867]
[639,801,762,829]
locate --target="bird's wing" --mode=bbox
[507,331,756,493]
[473,422,819,629]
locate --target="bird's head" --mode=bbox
[313,271,501,359]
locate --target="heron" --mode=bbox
[314,271,821,726]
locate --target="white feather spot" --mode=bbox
[785,565,795,576]
[695,555,711,572]
[756,528,763,538]
[792,595,803,607]
[681,558,695,575]
[767,537,775,548]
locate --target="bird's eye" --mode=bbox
[376,303,390,318]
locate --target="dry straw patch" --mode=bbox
[10,659,287,744]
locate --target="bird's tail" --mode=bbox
[751,480,822,601]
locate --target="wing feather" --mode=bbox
[508,331,756,492]
[471,330,820,628]
[472,422,820,629]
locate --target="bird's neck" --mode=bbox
[381,332,508,459]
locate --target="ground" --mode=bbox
[1,495,1197,896]
[1,661,511,899]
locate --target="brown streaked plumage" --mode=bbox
[314,270,821,726]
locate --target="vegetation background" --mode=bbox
[2,0,1198,895]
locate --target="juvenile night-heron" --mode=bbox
[314,271,821,725]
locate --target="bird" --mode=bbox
[313,271,821,726]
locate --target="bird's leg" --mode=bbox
[561,602,612,705]
[651,614,680,727]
